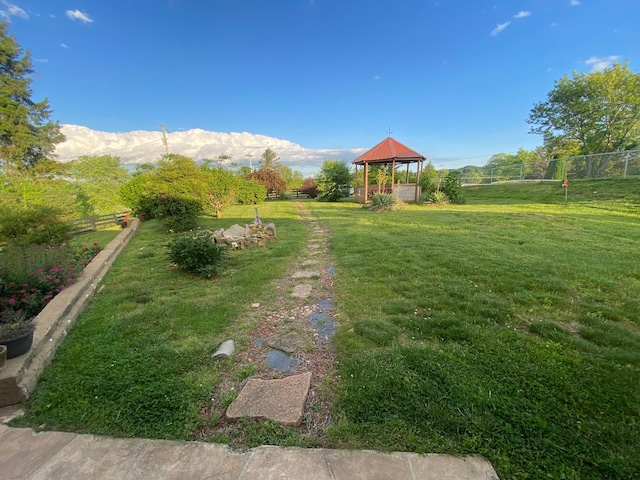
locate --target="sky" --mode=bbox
[3,0,639,175]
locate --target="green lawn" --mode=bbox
[14,180,640,479]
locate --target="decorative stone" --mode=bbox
[292,284,313,298]
[251,303,261,308]
[225,372,312,426]
[266,332,306,354]
[265,223,276,238]
[212,340,235,359]
[223,224,246,239]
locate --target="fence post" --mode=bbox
[624,156,628,178]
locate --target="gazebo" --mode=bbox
[352,137,426,203]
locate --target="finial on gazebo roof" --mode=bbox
[386,126,393,137]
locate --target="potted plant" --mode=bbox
[0,307,36,359]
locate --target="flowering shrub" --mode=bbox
[0,242,103,329]
[167,230,226,278]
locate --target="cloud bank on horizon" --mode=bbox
[54,125,365,175]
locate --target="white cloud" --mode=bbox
[373,75,380,80]
[570,0,581,5]
[513,11,531,19]
[585,55,620,72]
[65,9,93,23]
[490,21,511,36]
[34,58,49,63]
[60,43,69,48]
[54,125,365,176]
[0,1,29,20]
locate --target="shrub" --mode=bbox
[0,205,71,245]
[367,193,402,212]
[424,188,450,205]
[299,178,319,198]
[136,195,201,232]
[442,171,463,204]
[237,179,266,205]
[167,230,226,278]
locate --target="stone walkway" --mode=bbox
[218,203,339,431]
[0,422,499,479]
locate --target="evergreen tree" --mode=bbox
[0,21,64,173]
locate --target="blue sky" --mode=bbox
[3,0,639,172]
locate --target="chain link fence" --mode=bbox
[458,150,640,185]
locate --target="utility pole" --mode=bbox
[160,124,169,154]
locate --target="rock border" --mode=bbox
[0,219,139,407]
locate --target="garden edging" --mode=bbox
[0,219,139,407]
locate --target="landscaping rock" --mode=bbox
[292,284,313,298]
[212,340,235,359]
[225,372,312,426]
[266,332,306,354]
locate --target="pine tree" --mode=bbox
[0,21,64,173]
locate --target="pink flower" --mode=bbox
[8,298,16,305]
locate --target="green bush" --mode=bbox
[136,195,201,232]
[167,230,226,278]
[442,171,463,204]
[237,179,266,205]
[0,205,71,245]
[367,193,402,212]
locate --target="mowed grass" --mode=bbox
[307,179,640,479]
[14,179,640,478]
[15,202,307,439]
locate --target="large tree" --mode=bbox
[316,159,352,202]
[528,62,640,158]
[259,148,280,170]
[0,21,64,173]
[68,155,130,215]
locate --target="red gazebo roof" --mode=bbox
[352,137,426,165]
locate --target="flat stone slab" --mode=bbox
[292,270,320,279]
[266,332,306,354]
[292,284,313,298]
[226,372,312,426]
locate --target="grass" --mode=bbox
[303,179,640,479]
[14,202,307,439]
[13,179,640,479]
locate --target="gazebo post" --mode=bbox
[354,164,358,201]
[415,159,423,202]
[391,160,396,193]
[364,161,369,203]
[405,163,410,183]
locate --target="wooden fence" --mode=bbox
[68,211,129,235]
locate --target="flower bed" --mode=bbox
[0,242,103,343]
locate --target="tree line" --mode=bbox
[1,18,639,219]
